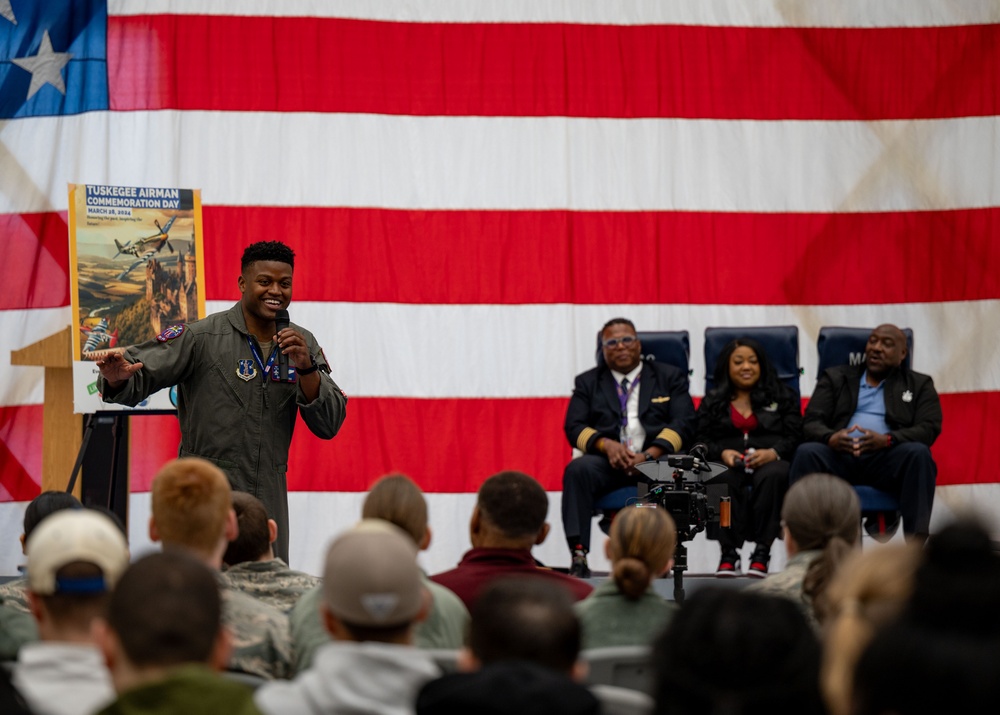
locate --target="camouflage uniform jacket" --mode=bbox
[746,549,822,628]
[0,602,37,661]
[221,576,293,680]
[223,559,320,613]
[289,573,469,675]
[0,577,29,614]
[99,302,348,562]
[0,577,35,661]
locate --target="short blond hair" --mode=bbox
[151,458,231,553]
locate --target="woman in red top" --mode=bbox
[696,338,802,578]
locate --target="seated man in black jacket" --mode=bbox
[562,318,695,577]
[789,324,942,540]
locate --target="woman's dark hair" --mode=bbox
[702,338,789,424]
[652,588,825,715]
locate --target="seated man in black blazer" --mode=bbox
[562,318,696,577]
[789,324,942,540]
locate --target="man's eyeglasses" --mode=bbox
[602,336,637,349]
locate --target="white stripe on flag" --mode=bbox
[4,113,999,214]
[202,299,1000,399]
[109,0,1000,28]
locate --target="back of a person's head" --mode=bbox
[321,520,424,642]
[904,517,1000,634]
[469,578,580,676]
[362,473,428,546]
[652,588,825,715]
[416,660,600,715]
[222,492,271,566]
[854,620,1000,715]
[106,551,221,668]
[782,473,860,619]
[151,458,231,552]
[26,509,130,633]
[476,471,547,539]
[23,491,82,540]
[821,543,922,715]
[608,505,676,600]
[851,518,1000,714]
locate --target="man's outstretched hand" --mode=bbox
[96,350,142,388]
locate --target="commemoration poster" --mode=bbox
[68,184,205,413]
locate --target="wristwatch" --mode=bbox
[296,357,319,376]
[642,451,655,462]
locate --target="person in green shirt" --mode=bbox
[574,504,677,650]
[93,551,262,715]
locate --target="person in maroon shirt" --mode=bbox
[431,471,593,609]
[696,338,802,579]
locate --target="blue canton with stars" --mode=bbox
[0,0,107,119]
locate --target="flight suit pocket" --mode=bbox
[213,360,250,408]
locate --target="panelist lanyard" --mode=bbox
[246,336,279,382]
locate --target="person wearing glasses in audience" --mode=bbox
[697,337,802,578]
[562,318,696,578]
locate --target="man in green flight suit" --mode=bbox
[97,241,347,562]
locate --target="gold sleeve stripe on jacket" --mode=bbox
[576,427,598,453]
[656,429,682,454]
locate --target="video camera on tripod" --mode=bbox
[631,443,731,602]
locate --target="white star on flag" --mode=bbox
[12,30,73,100]
[1,0,16,25]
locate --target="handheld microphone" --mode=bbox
[274,309,290,380]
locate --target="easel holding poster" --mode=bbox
[62,183,206,523]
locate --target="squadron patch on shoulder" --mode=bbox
[156,324,186,342]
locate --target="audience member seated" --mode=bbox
[562,318,695,577]
[431,471,592,609]
[417,578,600,715]
[12,510,129,715]
[821,543,921,715]
[149,458,291,680]
[748,473,860,627]
[574,505,677,650]
[255,521,439,715]
[651,588,826,715]
[290,474,468,673]
[790,324,942,540]
[222,492,319,613]
[0,491,83,615]
[92,551,262,715]
[852,519,1000,714]
[0,667,32,715]
[696,337,801,578]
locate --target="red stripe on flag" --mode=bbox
[934,391,1000,487]
[1,213,70,310]
[127,414,181,493]
[8,205,995,312]
[202,207,1000,305]
[107,16,1000,120]
[228,392,992,494]
[0,405,43,502]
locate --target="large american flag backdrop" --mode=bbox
[2,1,999,575]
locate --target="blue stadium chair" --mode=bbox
[703,325,801,398]
[815,326,914,539]
[592,331,690,521]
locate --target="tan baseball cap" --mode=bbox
[322,519,422,627]
[27,509,130,596]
